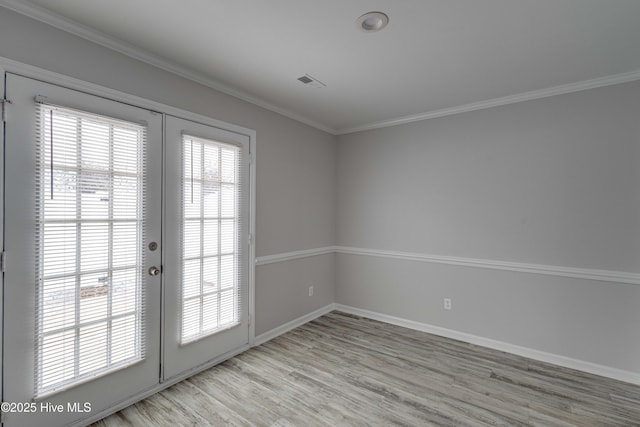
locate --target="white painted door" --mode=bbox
[2,74,162,427]
[162,115,250,380]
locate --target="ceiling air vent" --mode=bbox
[297,74,326,89]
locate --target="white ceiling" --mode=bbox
[4,0,640,134]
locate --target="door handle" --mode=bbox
[148,266,161,276]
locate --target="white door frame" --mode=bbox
[1,64,7,420]
[0,56,256,426]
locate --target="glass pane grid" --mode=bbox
[34,105,146,397]
[181,135,241,343]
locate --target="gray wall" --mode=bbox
[337,81,640,372]
[3,5,640,374]
[0,7,337,336]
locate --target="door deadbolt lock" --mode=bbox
[148,241,158,251]
[148,266,161,276]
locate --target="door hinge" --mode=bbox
[248,234,253,245]
[1,98,12,122]
[0,251,5,273]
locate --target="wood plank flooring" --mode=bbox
[92,312,640,426]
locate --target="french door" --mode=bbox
[162,116,250,380]
[3,74,162,426]
[2,74,251,426]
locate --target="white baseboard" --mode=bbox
[70,302,640,425]
[253,303,336,346]
[334,304,640,386]
[75,302,335,426]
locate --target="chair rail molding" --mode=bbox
[255,245,640,285]
[255,246,335,266]
[335,246,640,285]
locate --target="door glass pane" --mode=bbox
[181,135,241,343]
[35,104,146,397]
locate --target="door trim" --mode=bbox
[0,56,256,422]
[1,64,6,416]
[0,56,255,139]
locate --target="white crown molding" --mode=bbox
[4,0,640,137]
[0,56,259,140]
[336,69,640,135]
[335,246,640,285]
[255,246,335,266]
[334,304,640,386]
[0,0,337,135]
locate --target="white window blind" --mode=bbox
[35,103,146,397]
[181,134,243,343]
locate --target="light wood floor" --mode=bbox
[92,311,640,426]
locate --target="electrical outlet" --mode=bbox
[309,286,314,297]
[444,298,452,310]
